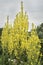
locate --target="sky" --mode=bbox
[0,0,43,30]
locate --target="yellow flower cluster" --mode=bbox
[1,22,9,49]
[1,2,41,64]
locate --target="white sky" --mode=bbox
[0,0,43,30]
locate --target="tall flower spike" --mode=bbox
[16,14,18,22]
[32,23,35,30]
[5,16,9,28]
[21,1,23,15]
[5,16,9,27]
[7,16,9,24]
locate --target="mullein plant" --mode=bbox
[1,16,10,65]
[1,1,42,65]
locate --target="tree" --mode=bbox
[0,28,3,55]
[37,23,43,39]
[37,23,43,65]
